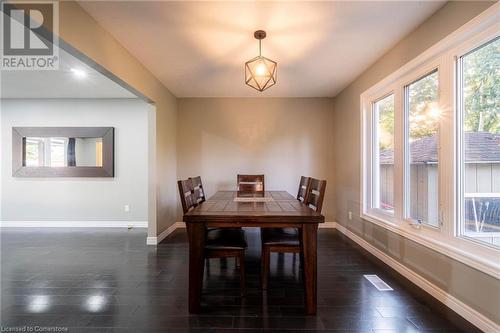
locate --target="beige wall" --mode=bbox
[53,2,178,237]
[332,1,499,325]
[177,98,335,220]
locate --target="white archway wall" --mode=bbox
[51,2,178,238]
[0,98,150,225]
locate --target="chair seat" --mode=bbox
[261,228,300,246]
[206,228,247,250]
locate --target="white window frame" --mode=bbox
[455,29,500,250]
[364,90,399,224]
[49,137,68,167]
[402,64,442,229]
[360,3,500,278]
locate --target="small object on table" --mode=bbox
[233,195,274,202]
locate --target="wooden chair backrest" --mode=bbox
[237,174,265,194]
[304,178,327,213]
[190,176,206,204]
[297,176,311,202]
[178,178,197,215]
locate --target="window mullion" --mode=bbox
[394,86,404,222]
[372,104,381,209]
[438,54,454,237]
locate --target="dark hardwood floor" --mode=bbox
[1,227,466,332]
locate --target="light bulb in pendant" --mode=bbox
[255,62,267,76]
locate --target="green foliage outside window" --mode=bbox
[377,37,499,148]
[377,95,394,150]
[463,38,499,134]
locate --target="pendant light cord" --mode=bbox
[259,39,262,57]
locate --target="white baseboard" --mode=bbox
[319,221,337,228]
[335,223,499,333]
[0,220,148,228]
[146,237,157,245]
[147,222,185,245]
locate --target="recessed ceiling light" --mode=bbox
[70,68,87,79]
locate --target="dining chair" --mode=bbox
[261,176,311,240]
[260,177,326,290]
[297,176,311,202]
[190,175,241,269]
[189,176,212,230]
[190,176,206,204]
[237,174,265,196]
[178,177,248,296]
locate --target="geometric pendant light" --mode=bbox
[244,30,277,92]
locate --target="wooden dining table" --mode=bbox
[183,190,325,315]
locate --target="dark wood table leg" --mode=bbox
[187,222,205,313]
[301,223,318,315]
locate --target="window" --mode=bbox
[49,138,66,167]
[23,137,67,167]
[25,138,44,167]
[361,4,499,277]
[458,37,500,248]
[373,94,395,213]
[405,70,440,227]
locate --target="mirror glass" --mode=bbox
[24,137,103,167]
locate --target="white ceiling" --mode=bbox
[1,14,136,99]
[79,1,445,98]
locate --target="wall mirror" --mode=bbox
[12,127,114,177]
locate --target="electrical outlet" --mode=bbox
[348,211,352,221]
[124,205,130,213]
